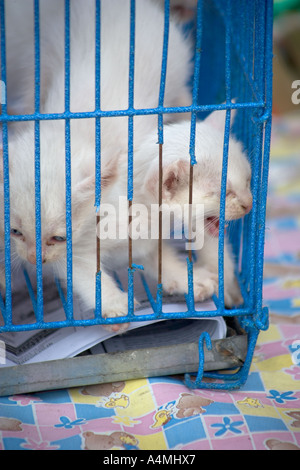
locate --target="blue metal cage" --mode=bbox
[0,0,273,391]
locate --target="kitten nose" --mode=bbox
[27,252,36,265]
[27,251,46,265]
[242,199,253,215]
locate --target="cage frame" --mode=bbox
[0,0,273,395]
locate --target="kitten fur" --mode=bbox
[0,1,252,330]
[91,109,252,316]
[0,0,193,329]
[52,109,252,325]
[134,109,252,307]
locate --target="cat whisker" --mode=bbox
[72,254,92,263]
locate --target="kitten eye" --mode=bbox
[11,228,23,237]
[51,236,66,243]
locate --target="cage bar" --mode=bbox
[94,0,102,318]
[127,0,136,318]
[217,0,232,311]
[187,0,203,312]
[0,0,12,326]
[63,0,74,321]
[156,0,170,312]
[33,0,44,324]
[0,0,273,392]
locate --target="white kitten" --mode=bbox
[1,0,251,332]
[3,0,192,119]
[0,120,125,329]
[0,0,192,329]
[89,108,252,314]
[136,109,252,306]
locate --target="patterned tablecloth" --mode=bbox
[0,115,299,451]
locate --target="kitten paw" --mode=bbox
[163,268,218,302]
[102,293,138,333]
[103,322,129,334]
[193,269,218,302]
[163,267,218,302]
[163,278,182,295]
[224,279,243,307]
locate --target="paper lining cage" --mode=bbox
[0,0,273,395]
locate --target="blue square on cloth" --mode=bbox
[165,415,206,448]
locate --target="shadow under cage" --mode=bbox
[0,0,273,394]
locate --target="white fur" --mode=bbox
[133,110,252,306]
[0,1,251,331]
[0,0,193,330]
[81,109,252,313]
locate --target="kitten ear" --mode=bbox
[146,159,190,200]
[72,163,117,229]
[75,161,117,198]
[204,104,237,132]
[75,174,95,199]
[163,160,190,198]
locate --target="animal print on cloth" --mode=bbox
[0,319,299,450]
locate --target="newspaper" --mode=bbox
[0,267,226,368]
